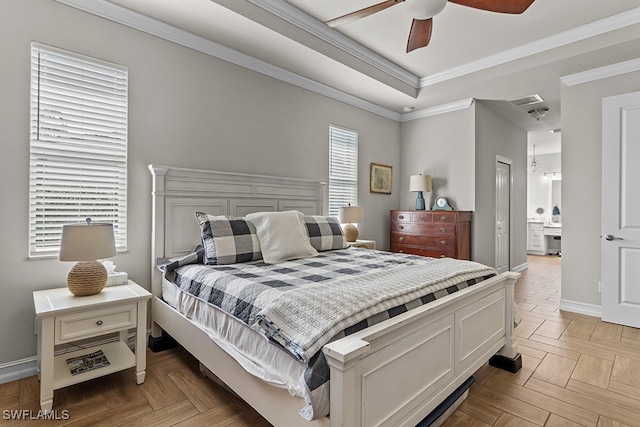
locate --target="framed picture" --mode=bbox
[370,163,392,194]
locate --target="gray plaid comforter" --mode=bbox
[161,247,496,420]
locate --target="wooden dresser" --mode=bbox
[390,210,472,260]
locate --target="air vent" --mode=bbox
[508,94,544,107]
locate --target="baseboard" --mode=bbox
[0,357,38,385]
[511,262,528,273]
[559,299,602,318]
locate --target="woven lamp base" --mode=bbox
[343,223,359,243]
[67,261,108,296]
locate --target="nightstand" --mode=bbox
[350,239,376,250]
[33,281,151,412]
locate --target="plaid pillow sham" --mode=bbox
[304,215,348,252]
[195,212,262,265]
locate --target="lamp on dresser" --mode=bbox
[409,174,432,210]
[59,218,116,296]
[338,204,362,242]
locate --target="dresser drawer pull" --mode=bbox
[398,215,405,219]
[440,255,446,258]
[398,250,404,253]
[440,216,449,222]
[398,237,404,242]
[399,225,404,230]
[440,240,447,246]
[440,227,447,233]
[96,320,103,326]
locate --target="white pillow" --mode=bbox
[246,211,318,263]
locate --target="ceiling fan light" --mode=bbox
[406,0,448,19]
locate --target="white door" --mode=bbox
[601,91,640,327]
[495,158,511,274]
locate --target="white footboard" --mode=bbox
[324,272,519,426]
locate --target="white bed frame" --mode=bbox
[149,165,520,427]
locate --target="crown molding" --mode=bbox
[248,0,420,89]
[52,0,401,121]
[560,57,640,86]
[420,6,640,88]
[400,98,475,122]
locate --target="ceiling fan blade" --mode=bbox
[406,18,432,53]
[326,0,404,28]
[448,0,535,14]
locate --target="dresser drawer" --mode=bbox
[392,222,457,235]
[391,244,456,258]
[392,212,413,222]
[393,236,455,250]
[432,212,459,223]
[392,233,455,249]
[55,303,137,344]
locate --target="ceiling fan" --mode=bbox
[325,0,536,53]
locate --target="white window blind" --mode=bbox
[29,43,128,258]
[328,125,358,217]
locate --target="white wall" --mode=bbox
[561,69,640,308]
[0,0,401,366]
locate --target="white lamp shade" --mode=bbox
[406,0,447,19]
[338,205,362,224]
[59,222,116,261]
[409,174,432,192]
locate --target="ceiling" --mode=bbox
[62,0,640,135]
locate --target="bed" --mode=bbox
[149,165,521,426]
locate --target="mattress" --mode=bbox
[161,275,308,397]
[160,247,497,420]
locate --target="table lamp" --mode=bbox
[338,205,362,242]
[59,218,116,296]
[409,174,432,210]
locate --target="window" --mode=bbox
[29,43,128,258]
[328,125,358,217]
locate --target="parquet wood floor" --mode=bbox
[3,255,640,426]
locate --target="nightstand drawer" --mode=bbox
[55,303,137,344]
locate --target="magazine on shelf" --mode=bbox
[66,350,110,376]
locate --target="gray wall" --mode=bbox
[474,102,528,270]
[560,70,640,308]
[399,102,528,270]
[399,107,476,212]
[0,0,401,365]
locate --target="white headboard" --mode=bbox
[149,165,326,296]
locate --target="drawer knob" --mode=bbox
[398,215,405,219]
[440,240,447,246]
[399,237,404,242]
[398,250,404,253]
[440,227,447,233]
[440,255,446,258]
[440,216,448,221]
[96,320,103,326]
[399,225,404,230]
